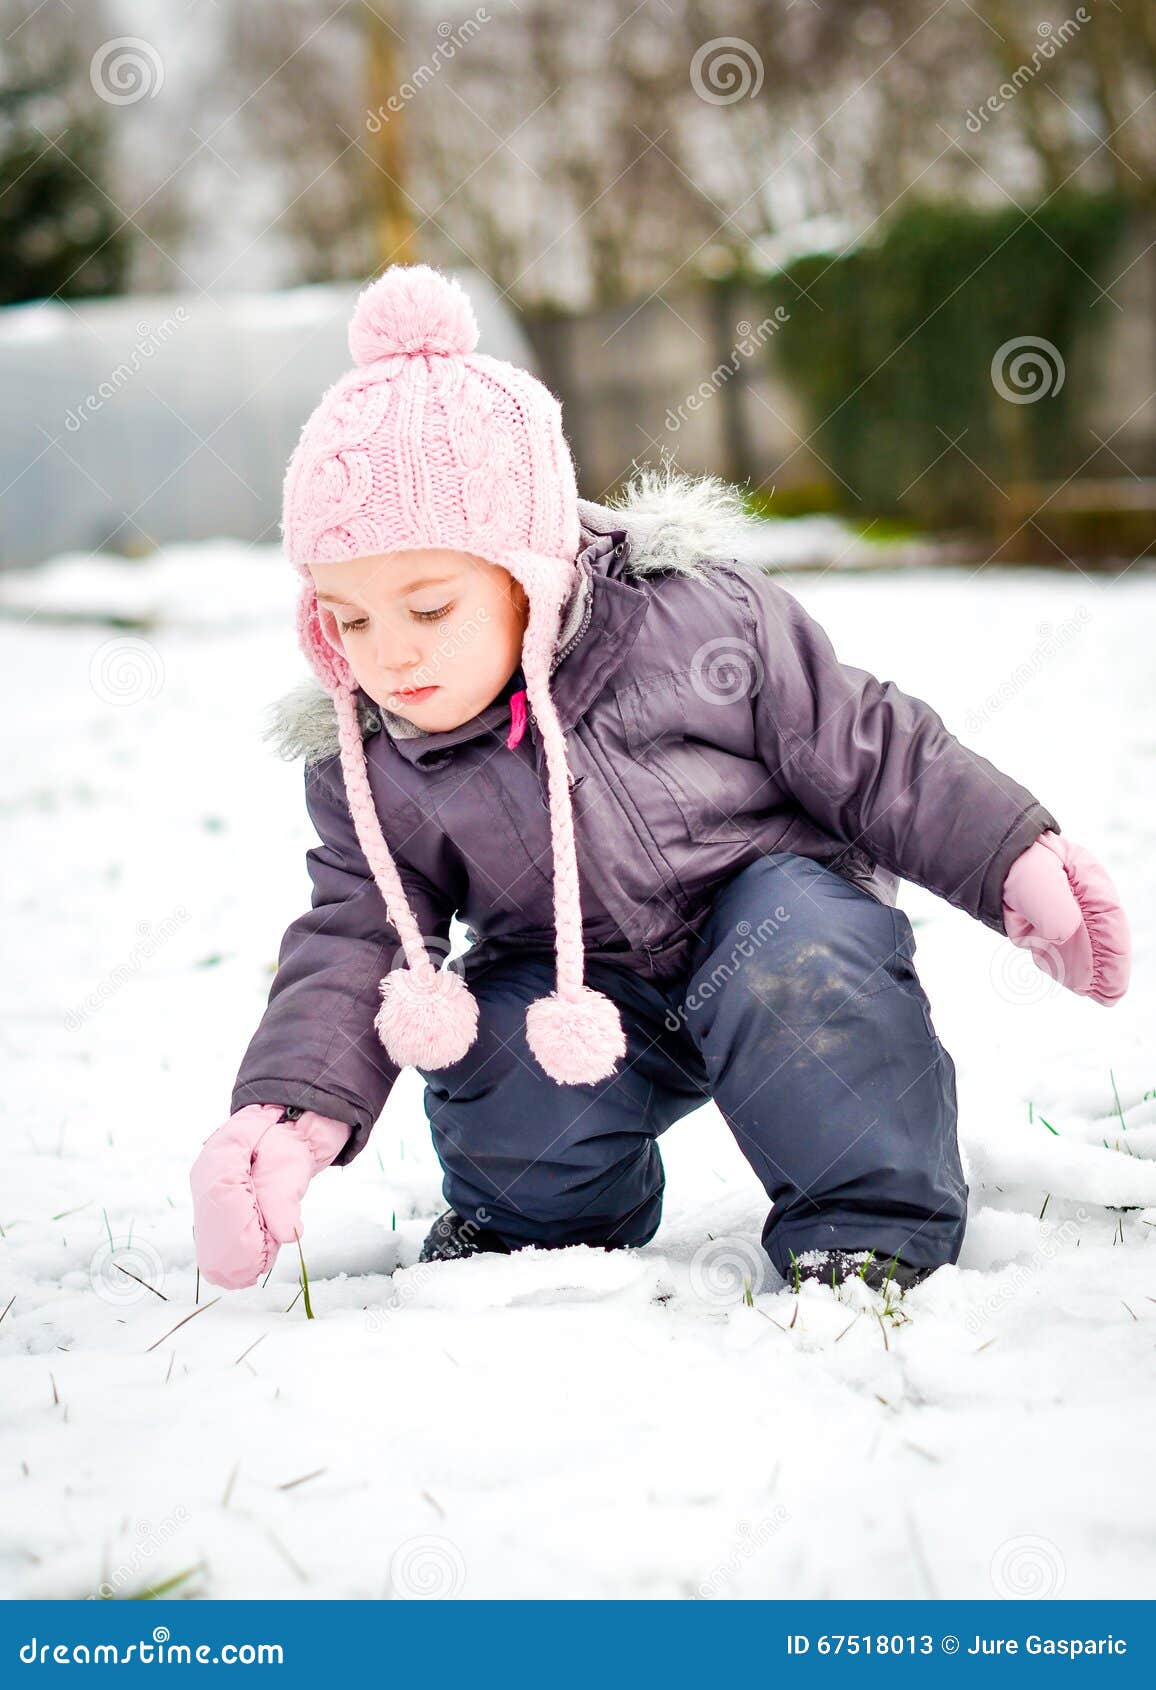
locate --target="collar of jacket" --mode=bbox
[369,522,650,768]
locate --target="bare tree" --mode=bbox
[210,0,1155,305]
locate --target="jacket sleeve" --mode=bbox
[736,568,1060,934]
[229,751,455,1167]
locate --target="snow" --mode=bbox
[0,541,292,629]
[0,268,535,570]
[1,541,1154,1601]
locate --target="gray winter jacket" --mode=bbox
[231,477,1059,1165]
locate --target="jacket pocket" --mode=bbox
[614,668,768,845]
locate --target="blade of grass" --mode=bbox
[293,1229,314,1319]
[145,1297,221,1353]
[114,1265,167,1301]
[128,1564,204,1600]
[50,1200,93,1222]
[277,1468,326,1491]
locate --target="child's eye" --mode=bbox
[337,603,453,633]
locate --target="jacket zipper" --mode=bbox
[550,568,595,674]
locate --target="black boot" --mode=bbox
[789,1248,934,1295]
[418,1208,514,1264]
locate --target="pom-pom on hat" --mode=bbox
[281,263,626,1088]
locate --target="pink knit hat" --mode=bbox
[281,262,626,1087]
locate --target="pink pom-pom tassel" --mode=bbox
[376,967,480,1070]
[525,986,627,1085]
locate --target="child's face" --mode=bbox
[309,548,529,731]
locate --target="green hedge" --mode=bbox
[752,193,1132,529]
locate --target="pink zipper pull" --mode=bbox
[506,687,528,750]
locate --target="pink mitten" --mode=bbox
[189,1103,351,1289]
[1001,831,1131,1006]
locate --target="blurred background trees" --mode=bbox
[1,0,1153,553]
[5,0,1149,306]
[0,2,134,303]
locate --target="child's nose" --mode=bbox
[372,622,423,672]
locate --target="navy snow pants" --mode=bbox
[420,852,968,1278]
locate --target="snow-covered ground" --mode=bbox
[1,539,1153,1601]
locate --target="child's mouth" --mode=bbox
[393,685,439,704]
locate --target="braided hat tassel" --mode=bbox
[518,576,627,1085]
[332,687,480,1071]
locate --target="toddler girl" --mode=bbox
[190,263,1130,1297]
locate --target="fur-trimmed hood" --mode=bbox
[263,468,770,766]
